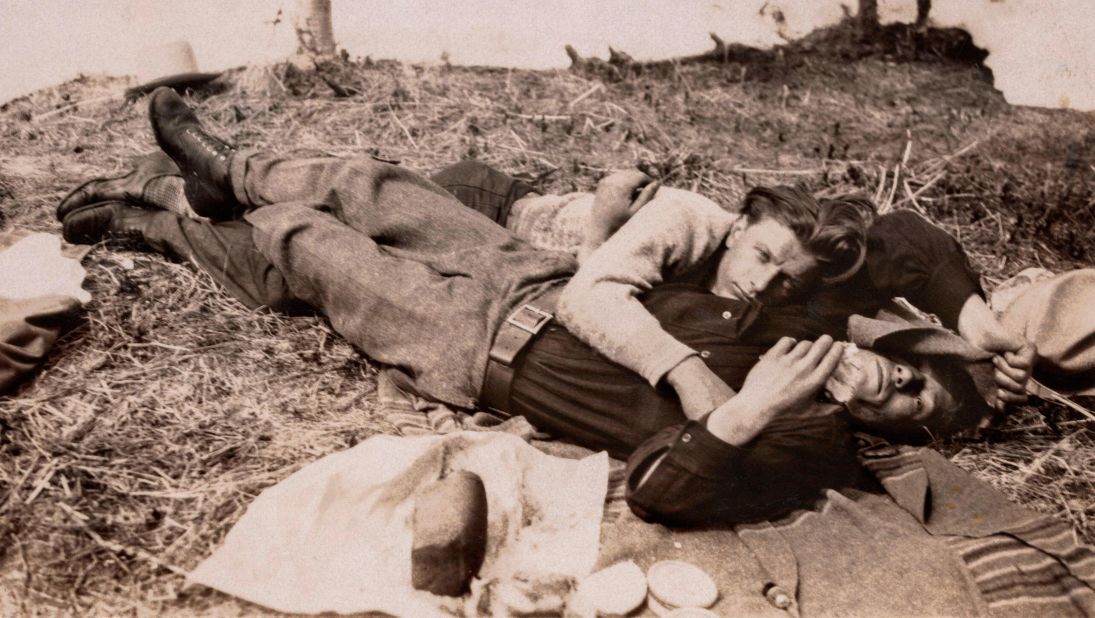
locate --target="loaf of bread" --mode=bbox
[410,470,489,596]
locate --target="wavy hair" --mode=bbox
[741,187,876,284]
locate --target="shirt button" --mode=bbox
[699,350,711,359]
[681,433,693,443]
[722,310,733,320]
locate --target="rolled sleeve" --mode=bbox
[625,413,863,527]
[626,419,748,525]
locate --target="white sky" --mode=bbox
[1,0,1092,110]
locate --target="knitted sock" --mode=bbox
[143,175,200,219]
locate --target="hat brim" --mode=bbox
[125,72,223,100]
[848,313,993,362]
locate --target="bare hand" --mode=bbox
[591,170,660,242]
[990,342,1037,412]
[741,336,846,420]
[704,336,844,445]
[957,294,1035,411]
[665,355,736,420]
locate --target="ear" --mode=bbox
[726,217,748,245]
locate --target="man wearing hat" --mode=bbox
[57,90,1035,525]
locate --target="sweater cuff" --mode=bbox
[925,258,983,328]
[643,340,700,387]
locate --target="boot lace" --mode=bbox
[183,127,235,161]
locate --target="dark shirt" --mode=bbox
[509,210,984,526]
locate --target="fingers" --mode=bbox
[599,169,653,194]
[765,337,797,358]
[994,388,1028,413]
[993,365,1026,395]
[788,339,814,359]
[996,387,1028,404]
[767,336,839,365]
[630,180,661,213]
[993,355,1030,386]
[799,335,835,364]
[812,339,845,379]
[1004,342,1037,369]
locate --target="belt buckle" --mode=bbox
[506,304,552,335]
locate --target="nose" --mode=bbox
[892,363,924,392]
[747,266,779,297]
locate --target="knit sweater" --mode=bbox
[556,187,740,386]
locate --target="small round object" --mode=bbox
[699,350,711,359]
[664,608,720,618]
[721,310,733,320]
[574,560,648,616]
[647,560,718,610]
[647,593,671,617]
[680,432,692,444]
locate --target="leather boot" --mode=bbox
[57,151,180,221]
[148,87,240,220]
[61,202,158,247]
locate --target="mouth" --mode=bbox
[731,283,754,303]
[874,358,889,399]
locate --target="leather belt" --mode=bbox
[480,303,554,417]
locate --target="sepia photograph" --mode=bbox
[1,0,1093,615]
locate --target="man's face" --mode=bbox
[839,348,957,429]
[710,217,818,306]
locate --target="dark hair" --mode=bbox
[865,356,994,445]
[742,187,875,283]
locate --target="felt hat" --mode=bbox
[848,309,998,436]
[849,309,997,411]
[847,310,993,362]
[125,41,222,100]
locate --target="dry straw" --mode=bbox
[1,22,1092,614]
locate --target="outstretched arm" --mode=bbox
[863,210,1034,409]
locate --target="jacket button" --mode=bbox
[681,433,693,443]
[765,584,792,609]
[722,310,733,320]
[699,350,711,359]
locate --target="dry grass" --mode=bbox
[1,22,1093,615]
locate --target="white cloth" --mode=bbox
[0,232,91,304]
[188,431,608,616]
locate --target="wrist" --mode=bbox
[957,294,1018,352]
[704,395,770,446]
[665,355,703,389]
